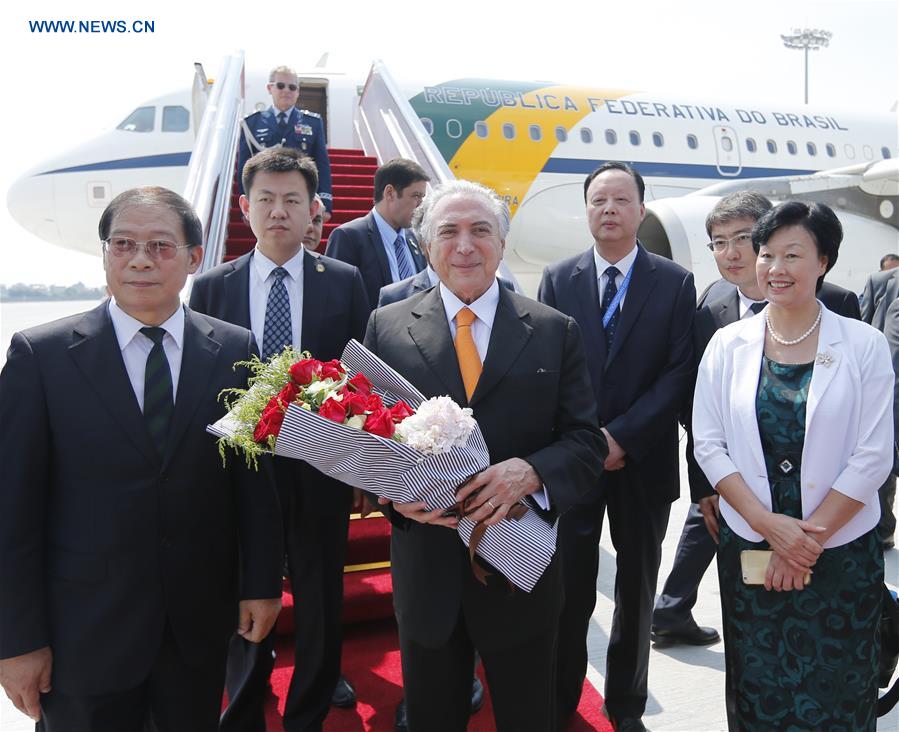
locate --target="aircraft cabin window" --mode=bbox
[555,126,568,142]
[581,127,593,144]
[605,129,617,145]
[883,147,892,159]
[162,106,189,133]
[529,124,542,142]
[845,144,856,160]
[503,123,516,140]
[652,132,664,148]
[421,118,434,136]
[446,119,463,139]
[629,131,641,146]
[786,141,797,155]
[475,121,488,139]
[826,143,836,157]
[746,137,757,153]
[721,136,734,152]
[117,106,155,132]
[767,139,777,154]
[686,134,698,150]
[806,142,817,156]
[863,145,873,160]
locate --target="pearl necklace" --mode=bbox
[765,305,822,346]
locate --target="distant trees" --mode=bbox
[1,283,106,301]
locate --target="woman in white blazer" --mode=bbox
[693,201,893,731]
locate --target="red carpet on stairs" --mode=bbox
[264,620,613,732]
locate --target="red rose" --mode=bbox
[319,397,347,423]
[389,400,415,423]
[289,358,321,385]
[254,403,285,442]
[347,372,373,395]
[320,359,346,381]
[276,381,300,408]
[363,408,395,438]
[342,391,370,416]
[365,393,384,411]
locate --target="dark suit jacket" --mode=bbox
[325,211,427,310]
[0,304,282,695]
[189,249,370,512]
[539,244,696,504]
[363,287,606,649]
[861,268,898,330]
[687,278,863,501]
[377,272,514,308]
[884,298,899,476]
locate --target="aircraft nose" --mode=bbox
[6,171,61,246]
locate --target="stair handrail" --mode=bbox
[182,52,246,293]
[354,60,453,185]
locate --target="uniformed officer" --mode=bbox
[238,65,333,219]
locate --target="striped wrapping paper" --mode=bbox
[209,339,557,592]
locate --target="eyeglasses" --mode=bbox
[272,82,298,91]
[707,233,753,253]
[102,238,191,260]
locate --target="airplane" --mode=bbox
[6,58,898,295]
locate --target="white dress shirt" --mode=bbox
[109,299,184,412]
[593,244,639,308]
[692,304,894,547]
[438,280,549,509]
[736,288,767,320]
[249,247,304,351]
[372,208,415,283]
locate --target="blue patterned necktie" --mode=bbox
[749,301,767,315]
[262,267,292,360]
[140,327,174,457]
[393,233,415,281]
[601,266,621,350]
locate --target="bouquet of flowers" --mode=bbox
[208,339,556,592]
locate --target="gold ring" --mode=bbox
[487,499,496,510]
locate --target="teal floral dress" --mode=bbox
[717,357,883,731]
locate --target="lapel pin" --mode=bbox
[814,352,833,367]
[315,261,325,273]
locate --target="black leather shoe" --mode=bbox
[651,621,720,646]
[394,697,409,732]
[615,718,648,732]
[470,675,484,713]
[331,675,356,708]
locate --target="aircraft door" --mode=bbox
[713,126,741,176]
[297,81,328,139]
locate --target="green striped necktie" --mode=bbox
[140,327,174,457]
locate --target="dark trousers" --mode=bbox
[651,503,717,630]
[879,474,896,543]
[556,474,670,721]
[40,623,227,732]
[400,612,558,732]
[220,476,352,732]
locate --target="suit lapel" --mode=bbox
[301,249,325,354]
[68,303,159,467]
[805,307,842,433]
[367,212,392,285]
[164,309,221,466]
[407,231,427,273]
[606,245,655,368]
[412,270,431,293]
[407,289,467,404]
[223,253,253,329]
[570,250,606,367]
[469,290,533,407]
[713,289,739,328]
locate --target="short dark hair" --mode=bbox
[373,158,430,203]
[583,161,645,203]
[98,187,203,248]
[880,253,899,270]
[242,146,318,200]
[752,201,842,293]
[705,191,772,237]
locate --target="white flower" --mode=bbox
[395,396,476,454]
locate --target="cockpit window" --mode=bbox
[117,106,155,132]
[162,106,190,132]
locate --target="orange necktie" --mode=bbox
[454,307,482,400]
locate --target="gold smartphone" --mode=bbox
[740,550,811,586]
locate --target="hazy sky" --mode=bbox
[0,0,895,287]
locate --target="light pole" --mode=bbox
[781,28,832,105]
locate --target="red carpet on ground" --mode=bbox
[264,619,613,731]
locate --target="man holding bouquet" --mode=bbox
[189,147,369,732]
[363,179,607,732]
